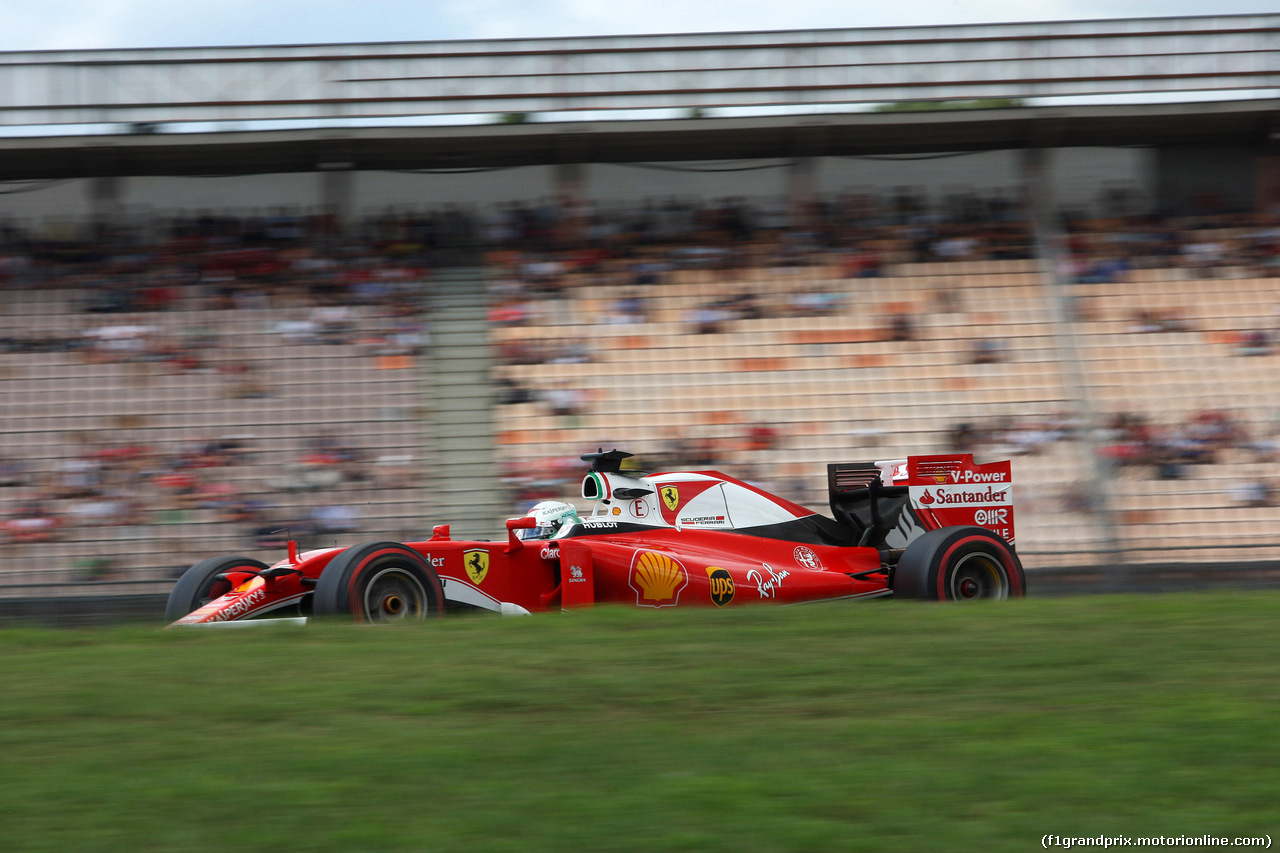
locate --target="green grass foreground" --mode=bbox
[1,594,1277,852]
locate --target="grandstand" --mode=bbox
[1,15,1279,606]
[488,232,1280,571]
[0,273,430,591]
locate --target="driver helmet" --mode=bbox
[519,500,581,540]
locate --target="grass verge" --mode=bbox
[1,592,1277,852]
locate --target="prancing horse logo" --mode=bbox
[661,485,680,512]
[463,549,490,585]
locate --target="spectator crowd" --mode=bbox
[2,188,1279,573]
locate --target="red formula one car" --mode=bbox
[166,450,1025,625]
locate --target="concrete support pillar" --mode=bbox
[1021,148,1056,233]
[787,157,817,229]
[555,161,587,245]
[319,167,354,234]
[89,175,123,239]
[1023,147,1126,584]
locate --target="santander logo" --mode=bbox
[912,483,1011,508]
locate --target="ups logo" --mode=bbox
[706,566,734,607]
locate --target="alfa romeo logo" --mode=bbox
[793,546,821,570]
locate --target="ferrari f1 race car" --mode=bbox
[166,450,1026,625]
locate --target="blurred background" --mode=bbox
[1,11,1279,615]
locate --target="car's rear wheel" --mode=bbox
[165,556,269,622]
[313,542,445,622]
[892,526,1025,601]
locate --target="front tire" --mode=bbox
[892,526,1025,601]
[313,542,445,622]
[166,556,268,622]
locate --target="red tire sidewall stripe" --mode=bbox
[346,548,397,623]
[345,547,444,620]
[935,534,1022,600]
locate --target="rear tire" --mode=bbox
[165,556,268,622]
[313,542,445,622]
[892,526,1025,601]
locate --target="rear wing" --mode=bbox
[827,454,1014,549]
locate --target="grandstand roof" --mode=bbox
[2,15,1276,181]
[4,14,1277,128]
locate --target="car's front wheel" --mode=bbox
[165,556,269,622]
[892,526,1025,601]
[313,542,445,622]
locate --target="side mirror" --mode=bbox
[506,516,537,554]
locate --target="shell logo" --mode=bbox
[629,550,688,608]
